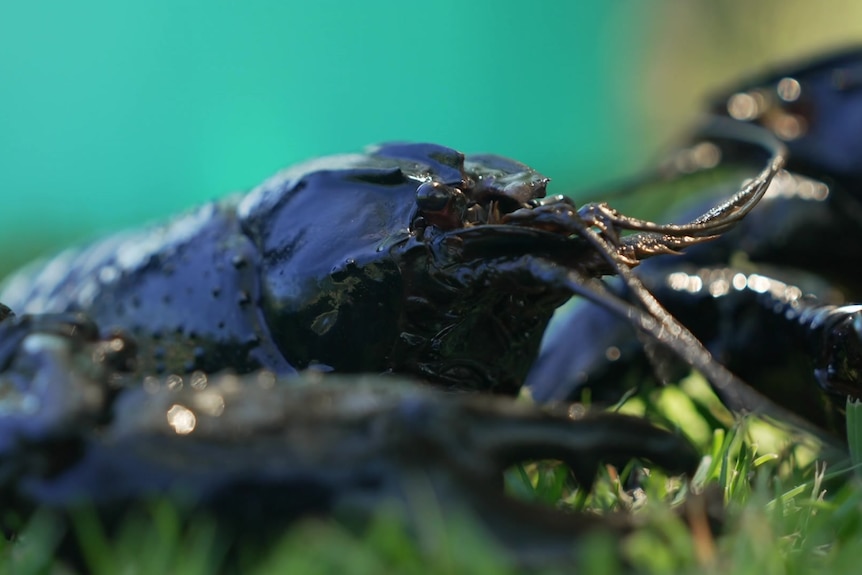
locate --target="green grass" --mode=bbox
[1,379,860,575]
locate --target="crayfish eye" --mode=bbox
[416,182,454,212]
[414,182,467,230]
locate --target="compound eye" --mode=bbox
[416,182,454,212]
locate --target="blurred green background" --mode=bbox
[2,0,862,280]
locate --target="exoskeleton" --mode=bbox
[0,141,784,404]
[0,308,700,566]
[528,47,862,437]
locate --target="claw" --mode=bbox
[454,405,699,491]
[501,122,785,273]
[590,151,783,261]
[620,233,721,262]
[0,317,701,566]
[520,256,841,448]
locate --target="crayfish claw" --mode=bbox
[455,401,700,487]
[620,233,722,261]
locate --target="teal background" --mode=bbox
[4,1,862,280]
[0,1,651,276]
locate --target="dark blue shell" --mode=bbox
[528,48,862,435]
[711,47,862,185]
[0,143,551,386]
